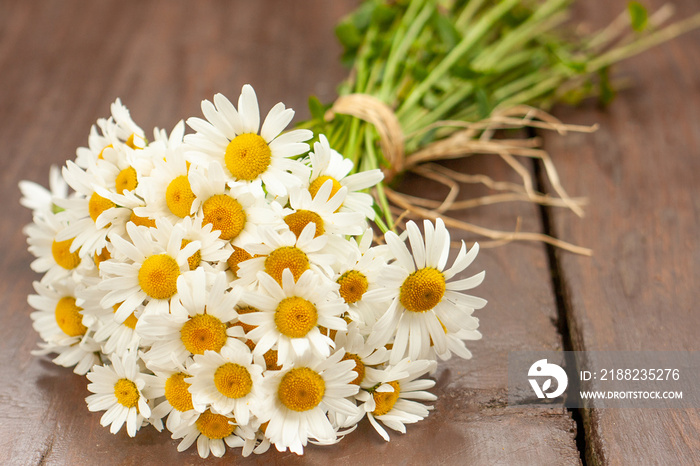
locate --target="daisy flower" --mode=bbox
[138,270,243,371]
[305,135,384,220]
[240,269,348,365]
[284,181,365,238]
[187,339,263,426]
[188,161,279,246]
[85,352,155,437]
[24,212,87,284]
[171,408,257,458]
[28,278,100,374]
[98,222,201,320]
[185,84,312,197]
[359,358,437,442]
[149,364,199,433]
[257,349,360,455]
[366,218,487,364]
[236,223,336,288]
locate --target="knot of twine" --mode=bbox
[325,94,405,182]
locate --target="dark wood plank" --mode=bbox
[542,0,700,463]
[0,1,579,464]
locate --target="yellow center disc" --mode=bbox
[214,363,253,399]
[278,367,325,412]
[114,378,140,409]
[129,211,156,228]
[372,380,401,416]
[115,166,138,194]
[196,409,236,440]
[138,254,180,300]
[180,239,201,270]
[180,314,228,355]
[341,353,366,385]
[264,246,309,284]
[227,245,252,278]
[284,210,324,238]
[274,296,318,338]
[94,246,111,270]
[55,296,87,337]
[399,267,446,312]
[202,194,246,241]
[165,175,196,218]
[224,133,272,181]
[165,372,194,412]
[309,175,342,200]
[89,192,116,223]
[51,238,81,270]
[337,270,369,304]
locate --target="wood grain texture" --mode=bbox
[0,1,582,464]
[542,0,700,464]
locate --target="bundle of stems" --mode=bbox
[299,0,700,254]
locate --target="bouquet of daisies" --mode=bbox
[20,85,486,458]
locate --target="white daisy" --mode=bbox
[148,365,199,434]
[138,270,243,371]
[98,222,201,320]
[305,134,384,220]
[366,218,487,364]
[359,358,437,442]
[85,352,155,437]
[240,269,347,365]
[24,212,88,284]
[187,340,263,425]
[171,408,258,458]
[256,349,360,455]
[185,85,312,197]
[236,223,336,288]
[28,279,100,374]
[188,161,279,246]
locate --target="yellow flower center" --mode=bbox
[55,297,86,337]
[180,239,201,270]
[263,349,280,371]
[115,166,138,194]
[309,175,342,200]
[164,372,194,412]
[264,246,309,284]
[128,211,156,228]
[227,245,252,278]
[399,267,446,312]
[180,314,228,355]
[337,270,369,304]
[94,246,111,270]
[51,238,81,270]
[202,194,246,241]
[114,378,140,409]
[196,409,236,440]
[372,380,401,416]
[342,353,365,385]
[214,363,253,399]
[278,367,325,412]
[138,254,180,300]
[284,210,324,238]
[224,133,272,181]
[113,303,138,329]
[165,175,195,218]
[274,296,317,338]
[88,192,116,223]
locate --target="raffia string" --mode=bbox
[326,93,595,256]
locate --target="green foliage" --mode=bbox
[628,1,649,32]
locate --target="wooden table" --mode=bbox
[1,1,698,464]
